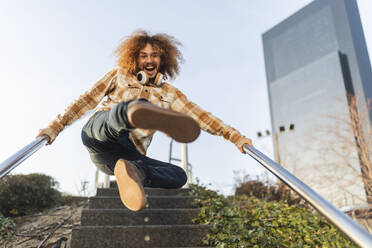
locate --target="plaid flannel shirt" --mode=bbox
[46,67,246,154]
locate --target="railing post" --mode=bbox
[103,174,110,188]
[94,169,99,191]
[181,143,189,187]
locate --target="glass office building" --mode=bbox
[263,0,372,208]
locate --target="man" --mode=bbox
[37,30,252,211]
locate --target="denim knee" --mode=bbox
[108,102,134,132]
[108,99,149,132]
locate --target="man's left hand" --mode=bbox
[235,137,253,154]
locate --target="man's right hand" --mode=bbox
[36,128,56,145]
[235,137,253,154]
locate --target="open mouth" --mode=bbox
[144,65,156,75]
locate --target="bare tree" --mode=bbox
[346,94,372,203]
[75,178,91,197]
[309,94,372,205]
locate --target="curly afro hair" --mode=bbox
[115,30,184,80]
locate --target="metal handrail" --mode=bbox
[0,136,49,179]
[244,144,372,248]
[1,136,372,246]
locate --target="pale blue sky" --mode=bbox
[1,0,371,195]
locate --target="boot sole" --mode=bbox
[114,159,147,211]
[128,103,200,143]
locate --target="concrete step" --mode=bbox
[96,187,191,197]
[81,208,201,226]
[71,225,210,248]
[89,196,197,209]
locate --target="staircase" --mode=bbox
[71,187,211,247]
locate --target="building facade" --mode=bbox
[263,0,372,208]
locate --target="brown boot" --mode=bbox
[127,101,200,143]
[114,159,147,211]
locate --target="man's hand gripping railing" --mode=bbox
[0,135,49,179]
[243,144,372,248]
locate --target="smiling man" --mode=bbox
[138,43,161,78]
[37,30,252,211]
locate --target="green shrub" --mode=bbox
[234,172,300,205]
[0,173,64,217]
[0,213,16,240]
[190,184,356,248]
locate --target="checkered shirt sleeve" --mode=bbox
[46,68,118,138]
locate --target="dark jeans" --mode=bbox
[81,100,187,189]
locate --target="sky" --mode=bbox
[0,0,371,196]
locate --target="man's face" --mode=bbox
[137,43,161,79]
